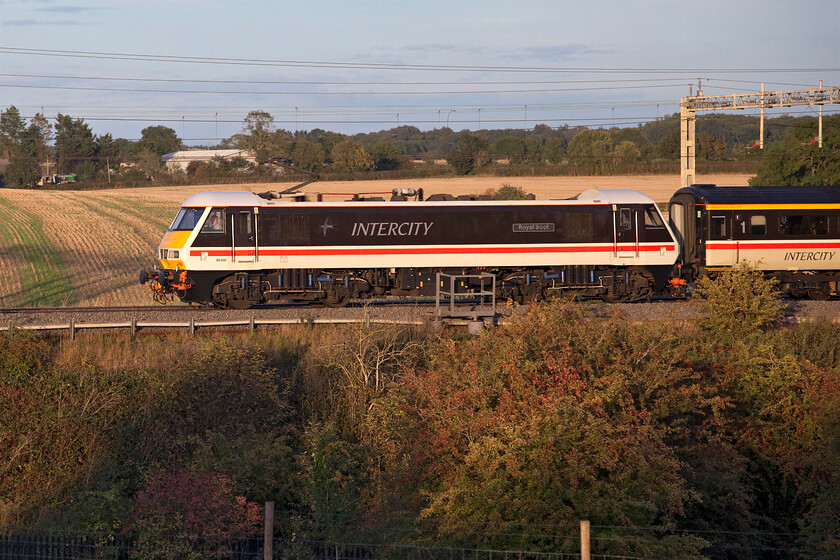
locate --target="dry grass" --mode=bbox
[0,174,753,307]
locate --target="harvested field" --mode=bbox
[0,174,752,307]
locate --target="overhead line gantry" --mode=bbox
[680,82,840,187]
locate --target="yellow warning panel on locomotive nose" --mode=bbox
[160,230,192,249]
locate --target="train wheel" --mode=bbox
[322,295,351,308]
[321,285,351,307]
[602,292,630,303]
[807,284,832,301]
[213,276,256,309]
[629,268,656,302]
[226,296,254,310]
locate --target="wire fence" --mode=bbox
[0,531,590,560]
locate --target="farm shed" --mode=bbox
[161,149,256,171]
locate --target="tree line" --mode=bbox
[1,105,838,187]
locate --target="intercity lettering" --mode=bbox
[351,221,434,237]
[784,251,836,261]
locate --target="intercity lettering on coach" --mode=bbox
[784,251,836,261]
[350,221,435,237]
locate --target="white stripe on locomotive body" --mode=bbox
[162,189,680,271]
[183,243,678,271]
[706,239,840,269]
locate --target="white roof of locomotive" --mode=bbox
[180,189,656,208]
[573,189,656,205]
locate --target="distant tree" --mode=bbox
[567,129,614,174]
[0,105,26,158]
[372,142,403,171]
[610,127,653,160]
[137,125,182,157]
[28,112,52,164]
[291,139,325,171]
[493,183,531,200]
[697,132,728,161]
[655,128,681,160]
[134,148,164,180]
[613,140,641,169]
[319,131,347,156]
[446,134,489,175]
[751,114,840,186]
[0,106,46,187]
[490,136,525,162]
[238,111,282,164]
[2,149,40,188]
[96,133,124,171]
[54,114,97,174]
[543,137,565,164]
[330,139,374,172]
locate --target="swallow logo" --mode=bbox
[320,218,336,237]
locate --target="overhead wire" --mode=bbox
[2,46,840,74]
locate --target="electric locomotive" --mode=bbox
[668,184,840,299]
[140,188,680,308]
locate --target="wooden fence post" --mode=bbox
[580,520,590,560]
[264,501,274,560]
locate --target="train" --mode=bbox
[139,184,840,308]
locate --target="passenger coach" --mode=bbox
[669,184,840,299]
[142,189,680,308]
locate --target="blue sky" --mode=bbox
[1,0,838,144]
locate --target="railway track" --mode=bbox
[0,305,216,314]
[3,299,840,330]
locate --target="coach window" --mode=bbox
[779,215,828,236]
[710,215,727,238]
[201,209,226,233]
[750,215,766,236]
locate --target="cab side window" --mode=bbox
[201,209,226,233]
[644,205,665,229]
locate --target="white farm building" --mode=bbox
[160,149,256,171]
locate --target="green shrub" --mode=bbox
[693,261,782,338]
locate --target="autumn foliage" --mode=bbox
[2,280,840,558]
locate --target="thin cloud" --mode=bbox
[33,5,96,13]
[4,17,88,26]
[511,45,614,62]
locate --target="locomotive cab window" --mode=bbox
[710,215,727,238]
[779,215,828,236]
[170,208,204,231]
[750,215,766,236]
[644,205,665,229]
[201,209,226,233]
